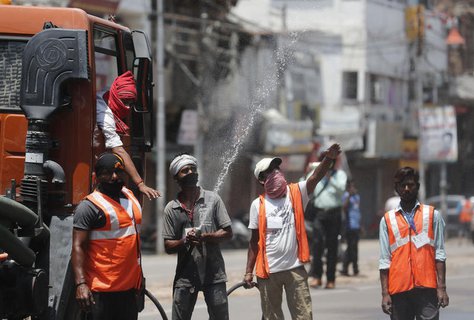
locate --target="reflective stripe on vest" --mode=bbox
[89,188,141,240]
[85,187,142,292]
[388,205,434,253]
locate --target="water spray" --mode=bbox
[212,32,302,194]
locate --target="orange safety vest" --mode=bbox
[255,183,310,279]
[85,187,142,292]
[384,205,437,295]
[459,200,472,223]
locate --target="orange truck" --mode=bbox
[0,5,154,319]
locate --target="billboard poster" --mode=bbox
[419,106,458,163]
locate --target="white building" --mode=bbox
[232,0,447,230]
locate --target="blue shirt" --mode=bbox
[379,201,446,270]
[342,191,361,230]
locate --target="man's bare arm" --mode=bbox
[379,269,392,315]
[436,260,449,308]
[243,229,259,288]
[112,146,160,200]
[306,143,341,194]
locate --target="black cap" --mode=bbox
[95,153,124,175]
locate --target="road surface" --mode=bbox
[139,238,474,319]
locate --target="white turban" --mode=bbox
[169,154,198,176]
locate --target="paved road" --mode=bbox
[139,238,474,319]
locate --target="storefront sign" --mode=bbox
[263,119,313,154]
[400,138,419,169]
[419,106,458,163]
[318,106,364,151]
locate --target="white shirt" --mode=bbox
[248,181,309,273]
[96,93,123,149]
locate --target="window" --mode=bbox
[369,74,383,104]
[93,27,119,93]
[343,71,358,100]
[291,72,306,101]
[0,39,27,112]
[122,32,135,72]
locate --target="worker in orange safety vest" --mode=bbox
[72,152,144,320]
[379,167,449,320]
[243,143,340,320]
[458,198,472,239]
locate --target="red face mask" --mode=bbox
[107,71,137,134]
[264,169,287,199]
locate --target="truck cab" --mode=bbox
[0,5,153,319]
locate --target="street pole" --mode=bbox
[417,74,426,201]
[434,86,448,222]
[155,0,165,254]
[440,162,447,222]
[195,6,206,175]
[414,2,426,201]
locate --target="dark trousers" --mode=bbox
[309,207,342,282]
[83,290,138,320]
[342,229,360,274]
[391,288,439,320]
[172,282,229,320]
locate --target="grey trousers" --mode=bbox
[172,282,229,320]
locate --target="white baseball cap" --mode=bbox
[254,157,282,180]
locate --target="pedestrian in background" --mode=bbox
[457,197,472,242]
[163,154,233,320]
[379,167,449,320]
[308,156,347,289]
[340,179,361,276]
[243,143,341,320]
[72,152,145,320]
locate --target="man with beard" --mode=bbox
[72,152,144,320]
[379,167,449,320]
[164,153,233,320]
[243,143,341,320]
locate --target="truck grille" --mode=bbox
[0,40,26,111]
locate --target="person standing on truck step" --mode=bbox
[243,143,341,320]
[72,152,145,320]
[163,153,233,320]
[96,71,160,200]
[379,167,449,320]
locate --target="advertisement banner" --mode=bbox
[263,119,313,155]
[405,5,424,42]
[400,138,419,169]
[419,106,458,163]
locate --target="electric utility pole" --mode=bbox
[152,0,166,254]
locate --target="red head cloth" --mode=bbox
[107,71,137,134]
